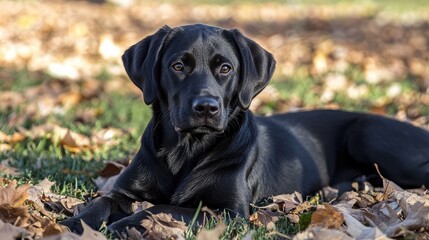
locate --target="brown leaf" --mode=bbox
[293,226,352,240]
[272,191,303,213]
[0,91,24,111]
[0,219,27,240]
[91,128,126,148]
[196,222,226,240]
[21,124,91,149]
[0,131,25,144]
[282,199,315,224]
[312,51,329,74]
[131,201,154,213]
[80,220,107,240]
[0,180,30,227]
[58,90,82,110]
[42,221,66,237]
[59,197,85,213]
[339,191,378,208]
[60,130,83,153]
[27,178,55,205]
[141,212,187,240]
[43,232,82,240]
[0,159,20,177]
[98,161,126,178]
[339,208,391,240]
[81,79,103,99]
[374,164,404,199]
[292,201,313,215]
[74,108,103,123]
[28,214,67,238]
[250,209,281,230]
[310,204,344,229]
[26,179,58,218]
[0,144,11,153]
[126,227,145,240]
[0,179,29,208]
[36,178,55,194]
[367,190,429,237]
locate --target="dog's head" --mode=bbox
[122,24,275,134]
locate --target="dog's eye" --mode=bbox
[172,62,184,72]
[220,64,231,74]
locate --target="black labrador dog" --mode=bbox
[61,24,429,234]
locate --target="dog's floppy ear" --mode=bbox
[122,26,172,104]
[230,29,276,109]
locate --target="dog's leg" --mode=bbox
[60,196,113,234]
[107,205,204,237]
[346,115,429,187]
[60,193,133,234]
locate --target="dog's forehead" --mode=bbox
[163,25,235,57]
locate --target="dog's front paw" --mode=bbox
[107,215,147,238]
[60,217,84,234]
[59,197,113,234]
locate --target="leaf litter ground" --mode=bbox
[1,0,429,239]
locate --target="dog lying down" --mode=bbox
[61,24,429,235]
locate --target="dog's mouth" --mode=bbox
[174,125,224,134]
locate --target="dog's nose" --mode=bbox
[192,97,220,116]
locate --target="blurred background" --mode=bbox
[0,0,428,195]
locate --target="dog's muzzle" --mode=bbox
[173,96,225,134]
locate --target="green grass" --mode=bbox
[0,68,151,198]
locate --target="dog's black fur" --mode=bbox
[61,24,429,234]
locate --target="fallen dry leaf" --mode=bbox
[42,221,66,237]
[310,204,344,229]
[339,191,379,208]
[272,191,303,213]
[91,128,127,148]
[374,164,404,200]
[0,131,20,153]
[0,131,25,144]
[14,124,129,154]
[43,232,82,240]
[27,178,55,205]
[60,130,83,153]
[196,222,226,240]
[0,179,30,227]
[58,90,82,110]
[80,220,107,240]
[0,91,24,111]
[0,219,28,240]
[339,208,391,240]
[141,212,187,240]
[365,191,429,237]
[1,0,429,239]
[126,227,145,240]
[0,144,11,153]
[74,108,103,124]
[28,214,66,238]
[98,161,127,178]
[293,226,352,240]
[0,159,20,177]
[59,197,85,214]
[250,209,281,230]
[131,201,154,213]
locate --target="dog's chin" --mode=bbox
[174,125,224,134]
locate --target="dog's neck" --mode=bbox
[149,101,254,177]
